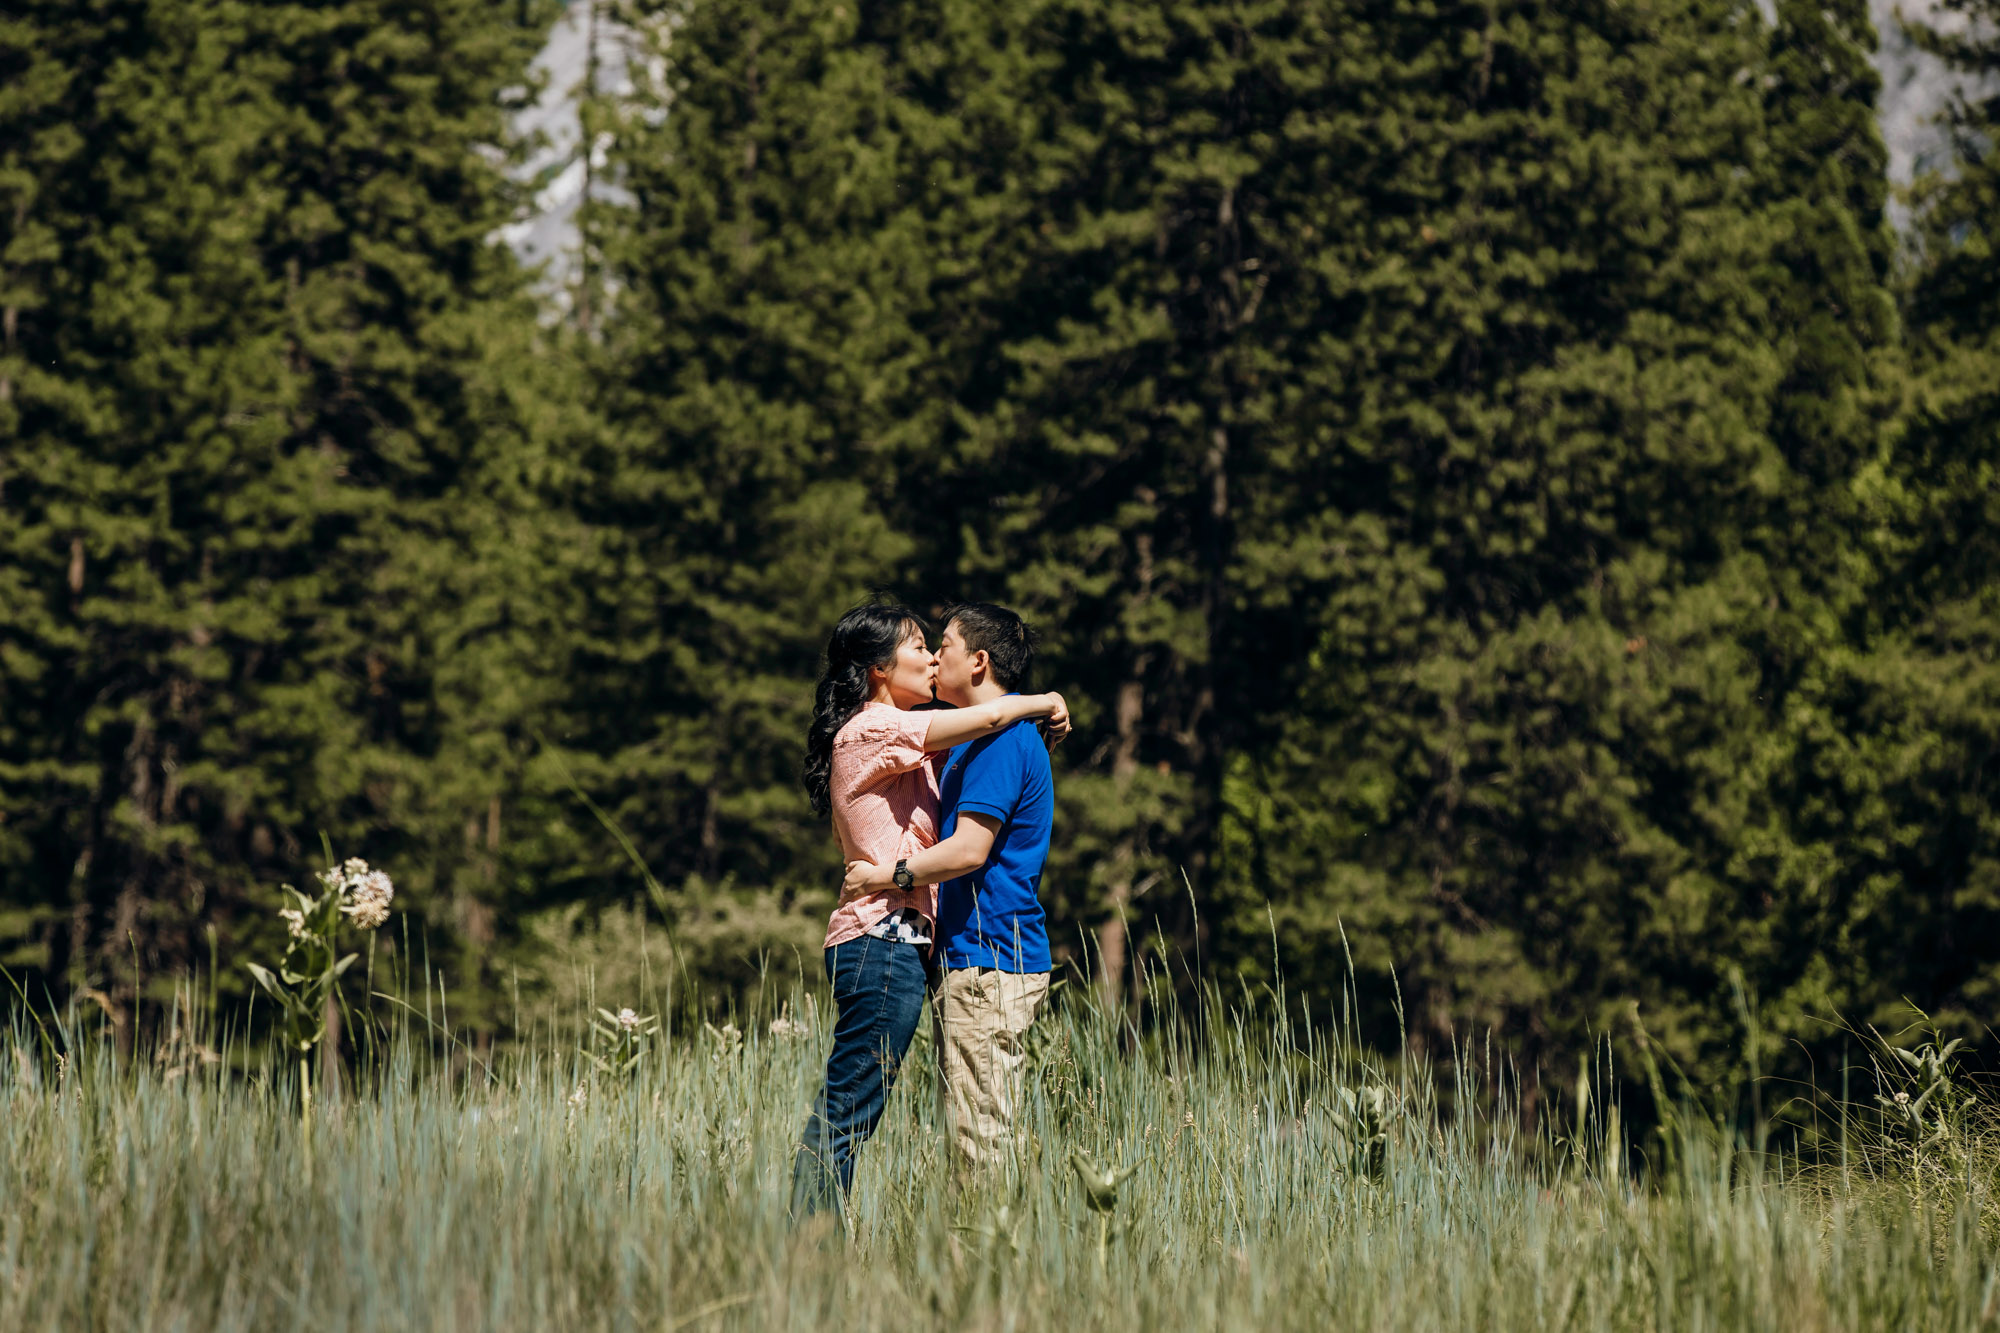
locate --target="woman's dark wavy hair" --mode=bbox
[803,603,929,820]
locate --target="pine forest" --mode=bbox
[5,0,2000,1118]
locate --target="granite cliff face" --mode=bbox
[500,0,1972,286]
[499,2,640,313]
[1873,0,1977,204]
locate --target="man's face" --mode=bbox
[934,621,978,706]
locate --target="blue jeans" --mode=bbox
[789,934,928,1219]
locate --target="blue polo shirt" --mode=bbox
[936,711,1053,973]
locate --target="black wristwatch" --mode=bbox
[892,858,914,891]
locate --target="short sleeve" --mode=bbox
[833,708,935,792]
[955,726,1026,825]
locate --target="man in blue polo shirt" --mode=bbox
[839,602,1056,1168]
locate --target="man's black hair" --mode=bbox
[943,602,1037,692]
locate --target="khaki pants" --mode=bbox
[930,966,1050,1169]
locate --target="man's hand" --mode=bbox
[1042,691,1071,747]
[841,859,889,904]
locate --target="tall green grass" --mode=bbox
[2,976,1995,1332]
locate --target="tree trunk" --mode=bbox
[321,992,342,1102]
[1100,511,1154,1015]
[1,302,16,403]
[1099,676,1145,1016]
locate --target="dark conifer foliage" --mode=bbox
[0,0,575,1038]
[3,0,1996,1093]
[1839,0,2000,1039]
[559,0,957,982]
[888,0,1339,1009]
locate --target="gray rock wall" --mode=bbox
[1874,0,1973,211]
[500,1,638,314]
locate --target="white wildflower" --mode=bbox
[1895,1090,1912,1106]
[617,1007,640,1032]
[319,857,374,895]
[279,907,306,938]
[340,869,394,930]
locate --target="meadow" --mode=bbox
[2,972,1995,1333]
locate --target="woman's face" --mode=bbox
[877,624,938,709]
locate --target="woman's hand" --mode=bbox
[1041,691,1071,746]
[841,859,888,904]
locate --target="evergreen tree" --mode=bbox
[590,0,1926,1074]
[1824,0,2000,1040]
[574,0,973,987]
[1215,0,1898,1092]
[0,0,573,1040]
[6,0,1966,1084]
[878,0,1349,1009]
[1724,0,1906,1059]
[0,0,99,981]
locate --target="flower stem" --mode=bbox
[301,1054,314,1185]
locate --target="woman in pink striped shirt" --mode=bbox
[790,603,1067,1219]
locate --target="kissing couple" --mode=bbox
[790,601,1068,1220]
